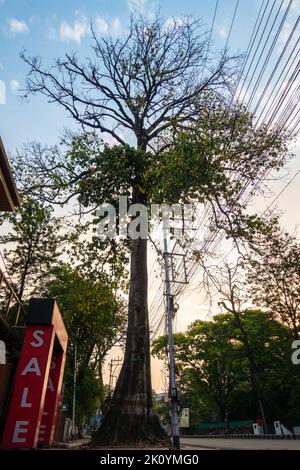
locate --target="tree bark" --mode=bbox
[93,187,169,446]
[18,258,30,301]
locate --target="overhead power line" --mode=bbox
[225,0,240,50]
[149,0,300,339]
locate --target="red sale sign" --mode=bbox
[1,299,68,449]
[38,352,65,445]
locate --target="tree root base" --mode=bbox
[90,412,170,447]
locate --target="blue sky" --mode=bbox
[0,0,299,245]
[0,0,274,150]
[0,0,299,234]
[1,0,299,389]
[0,0,299,237]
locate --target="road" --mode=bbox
[181,437,300,450]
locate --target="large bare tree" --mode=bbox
[18,14,289,445]
[20,14,239,445]
[22,15,236,149]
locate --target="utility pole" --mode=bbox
[108,357,123,396]
[72,343,77,436]
[162,216,180,450]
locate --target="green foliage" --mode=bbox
[76,367,102,423]
[152,393,169,424]
[144,105,289,242]
[147,107,287,204]
[63,362,102,429]
[0,197,62,299]
[68,138,137,207]
[152,310,300,426]
[67,231,130,294]
[248,226,300,339]
[13,99,290,250]
[43,264,126,368]
[43,264,126,423]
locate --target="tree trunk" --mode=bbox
[92,187,169,446]
[18,260,30,301]
[231,311,268,429]
[291,315,299,340]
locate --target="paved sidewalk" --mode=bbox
[53,438,91,449]
[52,439,210,450]
[181,437,300,450]
[44,437,300,450]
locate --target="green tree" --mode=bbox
[62,360,102,437]
[198,258,284,428]
[44,264,126,380]
[152,311,298,427]
[0,197,62,301]
[248,226,300,339]
[153,314,248,426]
[15,14,290,444]
[43,264,126,430]
[75,367,102,434]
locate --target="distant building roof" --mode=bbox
[0,137,21,211]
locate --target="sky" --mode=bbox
[0,0,299,391]
[0,0,284,148]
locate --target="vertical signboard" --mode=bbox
[1,299,68,449]
[38,352,65,445]
[1,325,55,448]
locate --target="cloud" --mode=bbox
[10,79,20,94]
[275,22,289,54]
[95,16,108,34]
[111,18,121,33]
[292,0,300,9]
[280,22,293,43]
[0,81,6,105]
[164,17,191,32]
[128,0,148,13]
[9,18,29,34]
[217,26,227,39]
[48,26,57,40]
[128,0,157,20]
[56,16,121,42]
[60,18,88,43]
[283,0,300,10]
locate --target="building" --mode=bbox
[0,144,68,448]
[0,137,21,212]
[0,137,22,441]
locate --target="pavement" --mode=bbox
[52,436,300,450]
[181,437,300,450]
[52,439,206,451]
[53,438,91,449]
